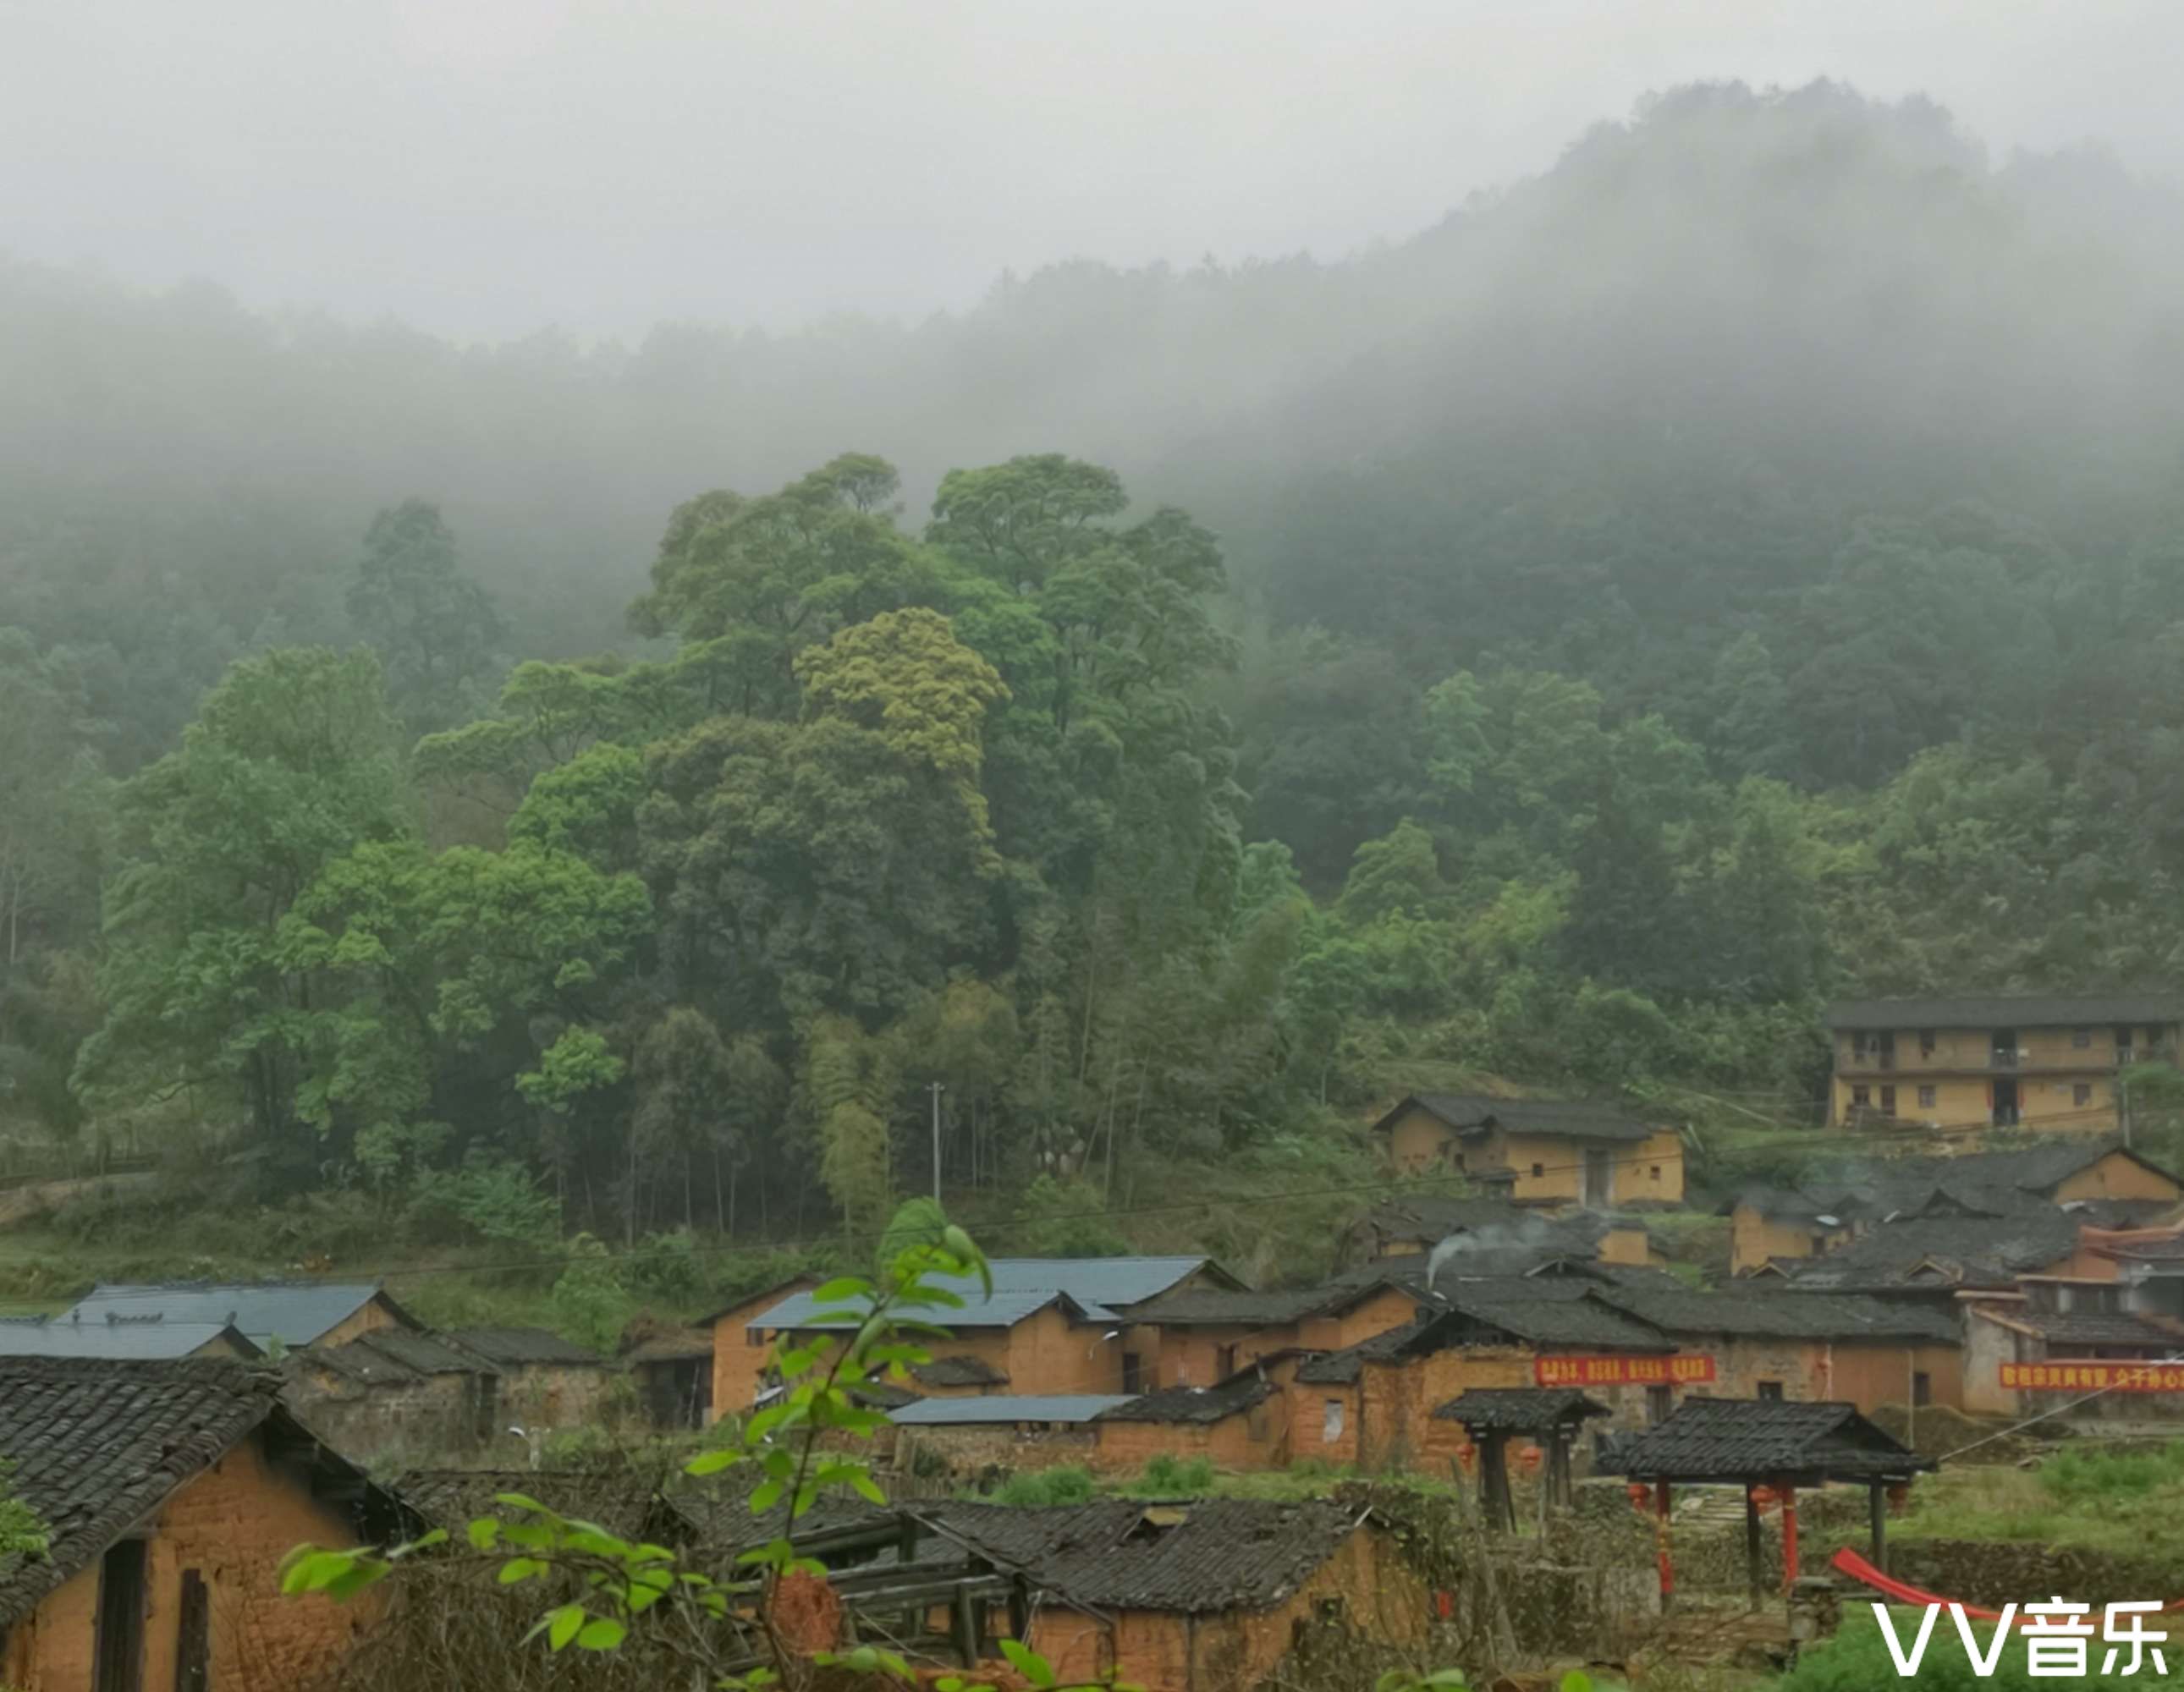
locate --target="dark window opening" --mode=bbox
[1992,1029,2019,1069]
[1876,1031,1896,1070]
[175,1568,209,1692]
[1917,1085,1936,1109]
[2074,1027,2093,1049]
[1918,1029,1937,1057]
[1648,1165,1661,1180]
[1215,1344,1236,1379]
[1913,1372,1933,1408]
[94,1539,146,1692]
[746,1328,766,1348]
[2074,1083,2093,1107]
[1531,1162,1544,1178]
[1646,1386,1673,1425]
[1851,1085,1871,1108]
[1879,1085,1896,1115]
[1757,1381,1785,1402]
[1120,1351,1142,1394]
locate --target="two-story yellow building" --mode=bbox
[1368,1092,1686,1207]
[1828,996,2184,1135]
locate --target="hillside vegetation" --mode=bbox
[8,83,2184,1274]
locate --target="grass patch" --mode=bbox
[1780,1605,2184,1692]
[1889,1452,2184,1562]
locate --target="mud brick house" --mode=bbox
[0,1358,410,1692]
[712,1258,1235,1420]
[282,1327,498,1458]
[1121,1276,1422,1391]
[619,1319,715,1428]
[1092,1354,1311,1472]
[1370,1093,1686,1206]
[924,1499,1431,1690]
[1962,1304,2184,1418]
[1348,1194,1659,1267]
[1827,994,2184,1134]
[443,1327,614,1429]
[888,1394,1129,1478]
[705,1274,821,1418]
[1587,1285,1965,1416]
[60,1281,421,1349]
[0,1316,260,1360]
[1294,1281,1676,1470]
[1725,1140,2181,1274]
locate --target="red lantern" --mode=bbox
[1518,1444,1544,1473]
[1750,1485,1777,1509]
[1628,1482,1652,1509]
[1455,1442,1477,1472]
[1886,1482,1910,1511]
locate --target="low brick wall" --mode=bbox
[892,1424,1098,1486]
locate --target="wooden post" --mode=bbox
[1483,1432,1513,1532]
[1780,1480,1800,1590]
[1548,1428,1573,1509]
[1868,1478,1887,1574]
[1744,1483,1763,1609]
[949,1587,979,1667]
[1654,1479,1675,1612]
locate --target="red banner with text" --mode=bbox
[1534,1354,1716,1387]
[2001,1362,2184,1393]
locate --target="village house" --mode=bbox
[282,1325,613,1459]
[1120,1277,1422,1392]
[1961,1302,2184,1419]
[443,1326,614,1430]
[1091,1354,1311,1473]
[1725,1140,2182,1273]
[1587,1283,1966,1417]
[924,1499,1432,1690]
[887,1394,1130,1478]
[1827,994,2184,1134]
[1369,1093,1686,1206]
[619,1318,715,1428]
[61,1281,421,1349]
[0,1315,260,1360]
[1293,1282,1679,1470]
[709,1258,1236,1420]
[0,1358,410,1692]
[282,1327,495,1459]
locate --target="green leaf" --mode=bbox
[497,1557,547,1585]
[998,1639,1056,1688]
[812,1276,870,1303]
[575,1618,627,1651]
[388,1528,447,1558]
[547,1604,586,1651]
[492,1491,549,1515]
[685,1448,740,1477]
[1555,1675,1586,1692]
[465,1517,501,1550]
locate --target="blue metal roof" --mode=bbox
[888,1394,1134,1426]
[63,1283,392,1346]
[748,1256,1211,1332]
[0,1318,262,1360]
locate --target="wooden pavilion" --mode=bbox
[1433,1387,1609,1529]
[1606,1396,1931,1607]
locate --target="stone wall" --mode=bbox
[1873,1538,2182,1610]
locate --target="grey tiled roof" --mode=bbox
[1433,1388,1610,1431]
[910,1354,1009,1388]
[1829,996,2184,1030]
[0,1316,260,1360]
[294,1327,492,1386]
[1437,1287,1673,1351]
[1379,1093,1659,1143]
[922,1499,1377,1612]
[1608,1396,1932,1481]
[1594,1287,1960,1345]
[1100,1372,1279,1425]
[1786,1210,2080,1291]
[1989,1310,2184,1348]
[62,1281,404,1346]
[0,1359,406,1626]
[752,1257,1215,1332]
[887,1394,1132,1426]
[447,1327,611,1368]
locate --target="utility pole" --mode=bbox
[930,1080,945,1203]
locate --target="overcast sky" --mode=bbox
[3,0,2176,342]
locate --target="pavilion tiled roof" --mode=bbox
[1607,1396,1931,1481]
[1432,1387,1609,1431]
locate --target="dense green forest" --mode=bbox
[8,82,2184,1255]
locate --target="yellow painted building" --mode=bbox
[1829,997,2184,1136]
[1369,1093,1685,1207]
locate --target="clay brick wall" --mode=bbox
[1092,1397,1292,1475]
[316,1299,401,1349]
[707,1277,819,1422]
[280,1367,485,1459]
[3,1431,377,1692]
[2058,1153,2181,1204]
[890,1423,1099,1480]
[499,1362,615,1431]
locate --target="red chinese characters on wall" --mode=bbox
[2001,1362,2184,1393]
[1533,1354,1717,1386]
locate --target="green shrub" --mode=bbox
[2039,1441,2184,1503]
[992,1465,1096,1507]
[1140,1453,1215,1493]
[1781,1608,2184,1692]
